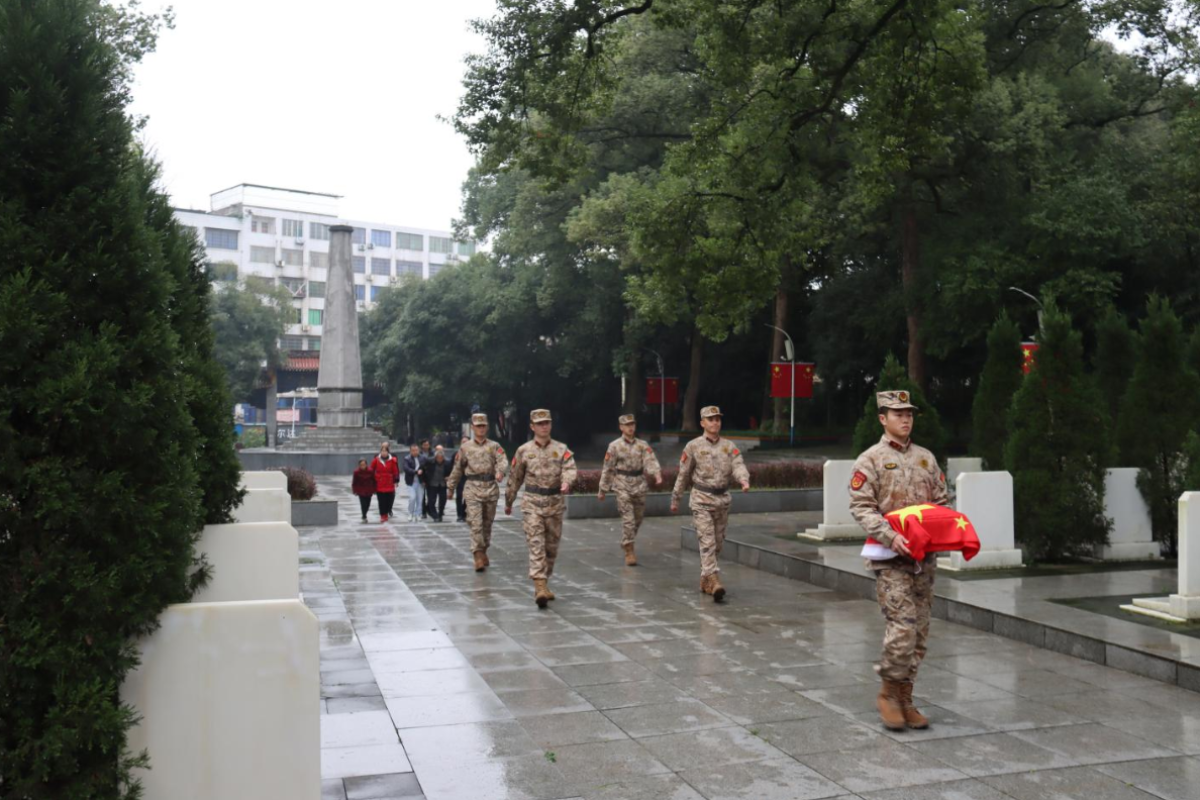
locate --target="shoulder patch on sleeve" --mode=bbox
[604,452,611,461]
[563,450,572,461]
[939,471,946,483]
[850,471,868,491]
[645,446,653,454]
[732,448,740,456]
[680,452,689,464]
[512,456,518,467]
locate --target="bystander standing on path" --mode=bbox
[598,414,663,566]
[425,446,450,522]
[506,409,577,608]
[849,390,948,731]
[370,442,399,522]
[402,443,425,523]
[419,439,433,519]
[351,458,375,522]
[670,405,749,602]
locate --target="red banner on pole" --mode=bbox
[645,377,679,404]
[1021,342,1039,374]
[770,362,815,398]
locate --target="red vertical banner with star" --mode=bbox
[770,362,815,398]
[1021,342,1039,375]
[645,377,679,404]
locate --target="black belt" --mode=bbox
[525,485,561,496]
[693,482,727,495]
[616,469,644,477]
[464,474,495,482]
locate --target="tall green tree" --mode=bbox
[0,1,233,794]
[1115,296,1200,554]
[851,353,948,462]
[1005,301,1112,561]
[210,278,290,402]
[1093,307,1137,428]
[971,313,1023,469]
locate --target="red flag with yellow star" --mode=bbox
[862,504,981,562]
[770,362,815,398]
[1021,342,1039,375]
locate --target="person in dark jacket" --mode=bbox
[352,459,375,521]
[419,438,434,518]
[451,438,468,521]
[425,446,450,521]
[371,443,400,522]
[402,443,425,523]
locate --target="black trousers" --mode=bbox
[378,491,395,517]
[428,486,447,519]
[358,494,373,518]
[455,482,466,520]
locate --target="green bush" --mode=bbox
[1115,296,1200,556]
[1005,301,1112,561]
[852,353,947,463]
[971,313,1022,470]
[0,2,238,795]
[1093,307,1136,428]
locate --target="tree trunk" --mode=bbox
[770,281,789,433]
[681,324,704,432]
[265,374,277,448]
[625,347,641,417]
[901,202,927,390]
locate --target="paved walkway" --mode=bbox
[304,478,1200,800]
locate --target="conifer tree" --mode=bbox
[852,353,947,462]
[1115,296,1200,556]
[1005,302,1112,561]
[0,1,233,794]
[971,313,1022,469]
[1094,308,1137,431]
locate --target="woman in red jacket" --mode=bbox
[352,459,376,522]
[371,443,400,522]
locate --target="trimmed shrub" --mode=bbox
[275,466,318,501]
[971,313,1023,469]
[1005,301,1112,561]
[852,353,948,463]
[1093,307,1136,428]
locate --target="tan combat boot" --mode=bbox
[699,574,712,594]
[481,550,490,568]
[877,680,907,731]
[534,579,552,609]
[708,574,726,603]
[623,543,638,567]
[898,680,929,729]
[473,551,487,572]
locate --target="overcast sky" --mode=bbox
[130,0,499,231]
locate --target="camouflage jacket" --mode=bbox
[671,435,750,508]
[848,435,948,572]
[599,436,662,496]
[506,438,578,513]
[447,437,509,499]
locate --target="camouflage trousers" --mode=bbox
[875,567,935,681]
[465,492,498,554]
[524,508,564,581]
[692,502,730,577]
[616,491,646,547]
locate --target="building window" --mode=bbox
[429,236,453,254]
[250,245,275,263]
[396,260,422,277]
[281,248,304,266]
[282,219,304,238]
[351,227,366,245]
[371,286,384,301]
[280,278,305,298]
[308,281,325,298]
[307,337,321,351]
[371,257,390,276]
[251,217,275,234]
[352,256,366,273]
[207,261,238,281]
[456,241,476,256]
[396,232,424,251]
[308,309,323,326]
[355,284,365,301]
[291,306,303,325]
[205,228,239,250]
[280,335,304,350]
[371,229,391,248]
[245,275,274,293]
[428,264,441,278]
[309,251,329,269]
[310,222,330,240]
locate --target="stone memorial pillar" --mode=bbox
[946,457,982,493]
[1126,491,1200,621]
[798,460,866,541]
[938,471,1024,570]
[1097,468,1160,561]
[317,225,364,429]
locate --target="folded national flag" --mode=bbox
[861,504,981,562]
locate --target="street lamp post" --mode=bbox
[1008,286,1044,333]
[765,324,796,447]
[645,348,665,432]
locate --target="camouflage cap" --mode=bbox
[471,413,488,426]
[530,409,552,423]
[618,414,636,425]
[876,390,918,411]
[700,405,723,419]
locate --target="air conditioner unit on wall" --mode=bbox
[356,244,365,251]
[294,238,304,246]
[301,324,311,332]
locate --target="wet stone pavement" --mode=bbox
[303,478,1200,800]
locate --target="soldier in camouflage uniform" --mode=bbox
[447,413,509,573]
[849,390,949,731]
[505,409,578,608]
[598,414,663,566]
[670,406,750,602]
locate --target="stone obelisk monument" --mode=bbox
[317,224,364,428]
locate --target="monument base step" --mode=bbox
[1095,542,1162,561]
[937,549,1024,571]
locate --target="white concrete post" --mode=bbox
[1098,468,1160,561]
[946,457,983,493]
[1170,491,1200,619]
[191,522,300,603]
[939,471,1024,570]
[798,460,866,541]
[121,600,320,800]
[240,470,288,491]
[232,488,292,525]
